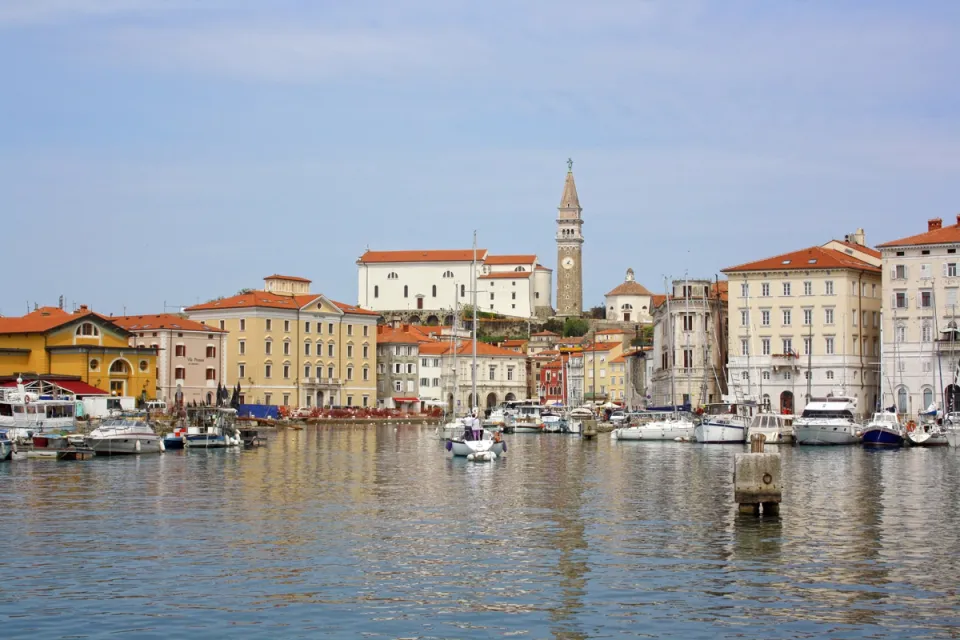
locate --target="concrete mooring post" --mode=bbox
[734,433,781,515]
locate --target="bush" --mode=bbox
[563,317,590,337]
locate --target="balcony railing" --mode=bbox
[302,377,342,387]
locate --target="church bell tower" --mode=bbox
[556,159,584,317]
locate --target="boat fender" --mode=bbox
[906,421,917,433]
[445,441,452,452]
[135,439,142,453]
[159,439,166,452]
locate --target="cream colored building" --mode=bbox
[877,217,960,415]
[582,340,625,403]
[722,231,882,415]
[185,275,380,408]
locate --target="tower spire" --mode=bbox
[559,159,580,210]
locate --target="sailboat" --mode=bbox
[910,306,950,446]
[436,294,468,441]
[446,232,506,459]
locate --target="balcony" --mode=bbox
[770,354,800,370]
[302,377,342,388]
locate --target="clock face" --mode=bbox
[561,257,575,270]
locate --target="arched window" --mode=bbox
[387,272,399,280]
[374,285,379,298]
[404,285,409,298]
[923,387,934,410]
[514,266,527,272]
[621,303,633,310]
[76,322,99,337]
[432,285,437,297]
[109,359,129,374]
[897,387,909,414]
[442,270,454,278]
[826,370,834,380]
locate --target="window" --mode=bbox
[393,363,402,374]
[741,283,749,298]
[489,366,496,380]
[433,378,440,386]
[283,364,290,379]
[347,325,353,336]
[761,338,771,355]
[825,308,835,324]
[206,346,216,358]
[761,283,770,297]
[782,282,791,296]
[404,285,408,298]
[420,377,429,387]
[784,371,792,380]
[305,364,312,378]
[893,292,907,309]
[949,289,959,307]
[683,349,693,369]
[282,394,290,407]
[461,284,466,297]
[303,342,310,356]
[374,285,379,298]
[304,321,311,333]
[265,364,272,378]
[920,291,932,308]
[239,318,246,331]
[852,310,858,326]
[328,323,334,334]
[512,292,516,300]
[682,314,694,331]
[740,310,749,326]
[421,358,428,368]
[741,339,749,356]
[803,337,811,355]
[327,365,334,379]
[862,311,868,327]
[238,364,245,378]
[443,270,454,278]
[920,264,932,280]
[284,320,290,332]
[895,325,906,343]
[826,337,835,354]
[762,371,770,381]
[782,310,792,325]
[76,322,100,336]
[894,265,907,280]
[328,344,335,357]
[265,319,272,331]
[825,281,834,295]
[175,344,186,357]
[394,380,402,392]
[206,368,216,381]
[264,393,272,406]
[362,344,369,359]
[804,371,810,380]
[803,281,812,296]
[803,309,813,325]
[507,367,514,381]
[826,370,834,380]
[347,345,354,358]
[238,340,245,355]
[922,323,932,342]
[362,366,369,381]
[283,341,290,356]
[782,338,793,354]
[346,366,354,381]
[219,320,225,330]
[175,367,185,379]
[406,363,414,374]
[948,263,958,278]
[363,325,369,337]
[741,371,749,380]
[761,310,770,326]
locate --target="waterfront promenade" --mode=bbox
[2,426,959,639]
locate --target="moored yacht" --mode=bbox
[794,396,859,445]
[859,411,904,447]
[0,381,78,443]
[745,413,794,444]
[613,411,696,441]
[512,403,544,433]
[88,415,163,455]
[694,403,751,443]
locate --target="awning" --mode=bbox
[57,380,110,396]
[393,397,420,403]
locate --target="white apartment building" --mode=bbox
[356,250,553,320]
[723,232,882,415]
[650,279,727,408]
[418,341,527,413]
[878,217,960,415]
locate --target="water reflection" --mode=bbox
[2,428,960,638]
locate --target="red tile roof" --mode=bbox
[596,328,626,335]
[722,246,881,274]
[606,281,653,296]
[0,307,118,335]
[536,264,551,271]
[332,301,380,317]
[877,222,960,248]
[111,314,225,333]
[185,291,379,316]
[828,240,881,258]
[531,330,558,337]
[415,341,525,357]
[358,249,488,264]
[478,272,532,279]
[264,274,311,283]
[376,326,429,345]
[500,339,528,347]
[484,254,537,265]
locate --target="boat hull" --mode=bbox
[185,434,228,448]
[162,436,186,450]
[88,436,163,455]
[448,439,506,457]
[0,440,14,461]
[860,427,904,447]
[694,422,745,444]
[795,424,859,445]
[613,423,695,441]
[745,427,793,444]
[513,425,543,434]
[907,430,948,447]
[947,430,960,448]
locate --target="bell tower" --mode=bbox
[556,158,583,316]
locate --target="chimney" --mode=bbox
[956,214,960,227]
[929,218,943,232]
[75,304,89,315]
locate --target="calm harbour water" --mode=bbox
[3,427,960,639]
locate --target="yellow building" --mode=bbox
[0,305,158,398]
[185,275,380,408]
[583,340,625,403]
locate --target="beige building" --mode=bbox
[112,314,228,406]
[722,231,882,415]
[186,275,380,408]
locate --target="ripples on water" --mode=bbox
[2,428,960,639]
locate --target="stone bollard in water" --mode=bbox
[734,433,781,516]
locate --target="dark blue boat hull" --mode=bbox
[861,428,904,447]
[162,436,185,450]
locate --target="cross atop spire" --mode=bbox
[559,161,580,210]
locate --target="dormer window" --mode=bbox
[76,322,99,337]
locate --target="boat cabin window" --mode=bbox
[801,409,854,419]
[13,406,24,414]
[107,398,122,410]
[0,404,11,417]
[27,405,38,414]
[44,404,74,418]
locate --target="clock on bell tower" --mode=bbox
[556,158,583,317]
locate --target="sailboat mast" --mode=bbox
[452,284,459,414]
[806,321,813,402]
[665,276,676,417]
[472,231,478,411]
[684,274,691,409]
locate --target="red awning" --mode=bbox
[393,397,420,403]
[56,380,109,395]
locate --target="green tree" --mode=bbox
[563,317,590,337]
[587,305,606,319]
[542,318,564,334]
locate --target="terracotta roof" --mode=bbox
[484,254,537,265]
[596,329,625,335]
[581,342,620,353]
[610,355,626,364]
[358,249,488,264]
[531,330,558,337]
[478,272,532,279]
[606,281,653,297]
[417,342,450,356]
[722,246,880,274]
[185,291,378,316]
[332,301,380,317]
[265,274,311,283]
[651,294,667,309]
[111,314,225,333]
[877,222,960,248]
[827,240,881,258]
[536,264,552,271]
[0,307,119,335]
[713,280,729,303]
[500,339,528,346]
[415,341,526,357]
[376,326,425,345]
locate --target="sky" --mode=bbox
[2,0,959,316]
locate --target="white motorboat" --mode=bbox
[88,416,163,455]
[746,413,795,444]
[541,411,567,433]
[447,429,506,457]
[0,380,78,443]
[512,402,545,433]
[794,397,860,445]
[906,415,948,447]
[183,407,241,448]
[565,407,591,435]
[483,406,516,432]
[613,411,696,441]
[694,403,751,443]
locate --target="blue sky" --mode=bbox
[2,0,959,315]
